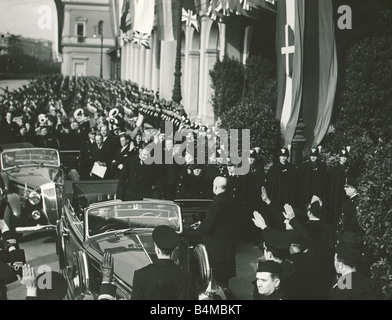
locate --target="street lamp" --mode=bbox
[94,20,104,78]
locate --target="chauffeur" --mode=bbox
[131,225,196,300]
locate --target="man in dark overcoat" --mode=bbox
[266,147,298,210]
[116,148,161,200]
[297,147,328,212]
[197,176,236,288]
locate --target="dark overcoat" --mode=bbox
[198,192,236,283]
[266,161,298,209]
[131,259,196,300]
[116,155,160,200]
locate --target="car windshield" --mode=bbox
[86,202,182,237]
[1,148,60,169]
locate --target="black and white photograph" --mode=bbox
[0,0,391,311]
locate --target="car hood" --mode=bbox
[87,232,155,288]
[6,166,61,188]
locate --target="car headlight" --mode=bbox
[28,191,41,205]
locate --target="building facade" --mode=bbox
[117,2,276,126]
[61,0,115,78]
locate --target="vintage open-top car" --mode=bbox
[57,180,232,300]
[0,143,65,233]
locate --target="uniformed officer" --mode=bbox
[298,147,328,212]
[225,159,244,239]
[266,147,298,209]
[337,176,363,237]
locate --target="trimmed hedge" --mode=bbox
[209,56,245,118]
[357,140,392,299]
[323,35,392,299]
[219,100,280,166]
[211,55,280,165]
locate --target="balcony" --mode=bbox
[77,36,86,43]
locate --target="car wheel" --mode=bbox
[191,244,211,288]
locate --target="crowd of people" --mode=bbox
[0,75,384,300]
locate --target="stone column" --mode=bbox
[291,117,307,167]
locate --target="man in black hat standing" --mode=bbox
[266,147,298,210]
[253,260,286,300]
[329,231,383,300]
[131,225,196,300]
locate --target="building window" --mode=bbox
[76,22,85,37]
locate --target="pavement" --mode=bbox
[230,240,263,300]
[5,231,262,300]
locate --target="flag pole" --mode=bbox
[172,0,183,106]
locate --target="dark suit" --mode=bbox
[102,135,115,160]
[327,163,350,227]
[80,137,96,180]
[337,194,363,237]
[111,145,131,179]
[266,161,298,209]
[90,143,113,179]
[176,168,209,199]
[242,168,264,242]
[198,191,236,286]
[116,155,159,200]
[298,160,328,211]
[1,120,20,143]
[288,216,336,298]
[57,130,79,150]
[329,271,383,300]
[131,259,196,300]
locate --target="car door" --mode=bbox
[58,199,85,270]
